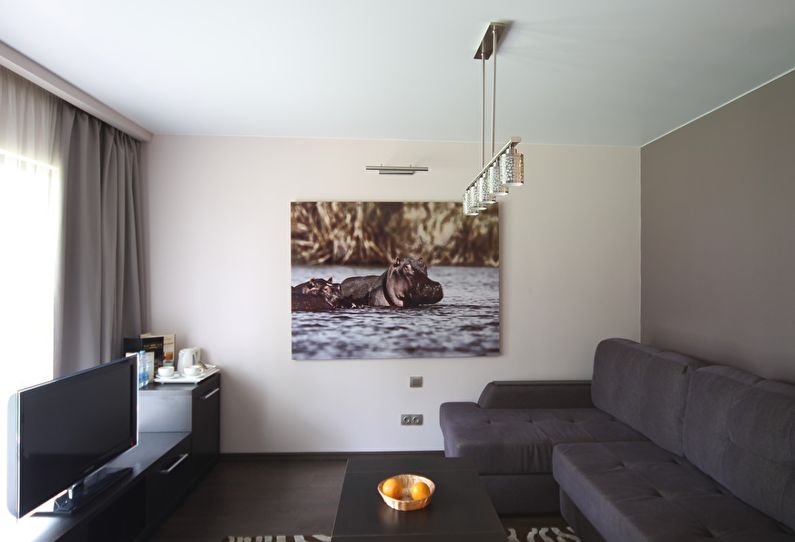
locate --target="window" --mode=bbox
[0,148,60,523]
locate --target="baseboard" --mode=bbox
[220,450,445,462]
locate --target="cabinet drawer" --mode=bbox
[139,393,191,432]
[192,373,221,400]
[145,436,192,525]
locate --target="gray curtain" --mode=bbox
[54,104,146,376]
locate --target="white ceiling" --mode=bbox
[1,0,794,146]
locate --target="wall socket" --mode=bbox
[401,414,424,426]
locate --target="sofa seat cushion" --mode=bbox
[440,402,645,475]
[553,441,795,542]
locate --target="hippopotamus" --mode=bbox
[293,277,332,294]
[291,291,339,311]
[340,257,443,308]
[291,277,352,311]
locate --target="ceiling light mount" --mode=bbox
[365,165,429,175]
[473,22,506,60]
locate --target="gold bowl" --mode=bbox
[377,474,435,511]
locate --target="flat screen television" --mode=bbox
[7,356,138,518]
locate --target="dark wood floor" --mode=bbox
[149,456,567,542]
[150,458,346,541]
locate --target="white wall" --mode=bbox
[144,136,640,452]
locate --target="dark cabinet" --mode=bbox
[86,479,146,542]
[191,374,221,478]
[138,372,222,485]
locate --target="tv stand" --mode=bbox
[15,370,220,541]
[14,433,190,541]
[45,467,133,515]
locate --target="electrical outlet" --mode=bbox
[401,414,423,426]
[409,376,423,388]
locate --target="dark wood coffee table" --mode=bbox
[331,456,504,541]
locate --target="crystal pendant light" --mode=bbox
[500,147,524,186]
[475,177,489,209]
[463,188,479,215]
[470,187,482,213]
[481,174,496,205]
[490,163,508,197]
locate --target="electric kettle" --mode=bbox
[177,347,202,373]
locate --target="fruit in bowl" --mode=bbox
[410,481,431,500]
[381,477,403,499]
[378,474,435,511]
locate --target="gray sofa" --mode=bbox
[439,338,795,541]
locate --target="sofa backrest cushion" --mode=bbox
[591,338,705,455]
[683,365,795,530]
[478,381,594,409]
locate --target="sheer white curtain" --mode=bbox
[0,66,60,523]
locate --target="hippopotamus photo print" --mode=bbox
[291,201,499,360]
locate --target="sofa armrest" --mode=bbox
[477,380,593,409]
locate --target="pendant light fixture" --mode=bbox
[462,22,524,216]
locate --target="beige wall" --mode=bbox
[642,70,795,382]
[145,136,640,452]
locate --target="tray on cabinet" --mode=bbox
[154,366,219,384]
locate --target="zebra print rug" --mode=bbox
[222,526,581,542]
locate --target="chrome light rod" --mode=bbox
[365,165,429,175]
[465,137,521,191]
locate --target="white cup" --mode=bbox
[157,366,175,378]
[183,365,202,377]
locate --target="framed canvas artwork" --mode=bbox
[291,201,499,360]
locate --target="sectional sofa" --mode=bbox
[439,338,795,541]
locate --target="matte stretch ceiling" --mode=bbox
[1,0,794,145]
